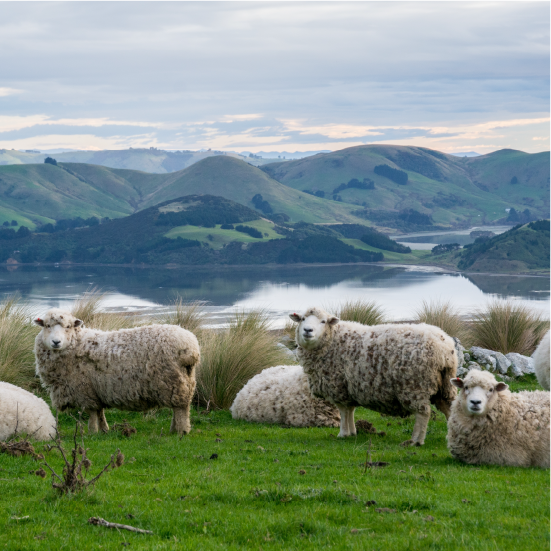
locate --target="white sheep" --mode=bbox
[290,308,457,446]
[0,382,56,441]
[533,331,550,390]
[230,365,340,428]
[447,369,550,468]
[34,308,200,436]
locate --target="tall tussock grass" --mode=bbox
[196,310,293,410]
[471,300,550,355]
[71,288,136,331]
[333,299,386,325]
[414,300,472,347]
[156,297,206,335]
[0,295,39,389]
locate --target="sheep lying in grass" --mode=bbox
[533,331,550,390]
[34,308,200,436]
[290,308,457,446]
[0,382,56,441]
[230,365,340,428]
[447,370,550,468]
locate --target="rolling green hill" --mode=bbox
[262,145,550,229]
[0,157,367,228]
[456,220,550,273]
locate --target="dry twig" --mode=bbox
[88,517,152,534]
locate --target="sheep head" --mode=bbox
[289,308,339,350]
[35,308,83,351]
[451,370,508,417]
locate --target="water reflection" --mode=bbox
[0,264,547,323]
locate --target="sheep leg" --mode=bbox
[347,408,357,436]
[171,406,191,436]
[337,406,352,437]
[98,409,109,432]
[87,410,99,434]
[401,409,431,447]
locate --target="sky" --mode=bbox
[0,1,549,155]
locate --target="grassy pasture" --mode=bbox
[1,382,548,551]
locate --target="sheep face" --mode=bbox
[451,370,508,416]
[289,308,339,350]
[35,308,83,351]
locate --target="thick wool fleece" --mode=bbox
[447,370,550,468]
[230,365,340,428]
[0,382,56,441]
[533,331,550,391]
[297,310,458,418]
[34,310,200,414]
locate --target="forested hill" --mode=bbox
[456,220,550,273]
[0,195,387,266]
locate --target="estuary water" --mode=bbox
[0,264,548,327]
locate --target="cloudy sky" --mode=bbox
[0,1,549,154]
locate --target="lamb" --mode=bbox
[447,369,550,468]
[290,308,458,446]
[34,308,200,436]
[0,382,56,441]
[230,365,340,428]
[533,331,550,390]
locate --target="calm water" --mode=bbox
[0,264,548,326]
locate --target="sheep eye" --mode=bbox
[301,317,305,321]
[489,388,493,392]
[321,320,326,324]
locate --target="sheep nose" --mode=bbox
[470,400,481,406]
[52,339,61,346]
[304,328,313,334]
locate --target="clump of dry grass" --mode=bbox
[333,299,386,326]
[196,310,294,410]
[414,300,471,347]
[71,288,136,331]
[0,295,39,390]
[470,300,550,355]
[156,297,206,335]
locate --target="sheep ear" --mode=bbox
[328,317,339,326]
[289,313,301,323]
[451,377,464,388]
[34,318,44,327]
[74,319,83,328]
[495,382,508,392]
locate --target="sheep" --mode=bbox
[230,365,340,428]
[0,382,56,441]
[447,369,550,468]
[533,331,550,390]
[34,308,200,436]
[290,308,457,446]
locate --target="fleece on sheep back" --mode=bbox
[230,365,340,428]
[0,382,56,441]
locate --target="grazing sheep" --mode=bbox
[447,370,550,468]
[533,331,550,390]
[230,365,340,428]
[290,308,457,446]
[0,382,56,441]
[34,308,200,436]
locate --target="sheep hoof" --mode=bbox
[400,439,416,447]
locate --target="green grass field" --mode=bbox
[1,377,548,551]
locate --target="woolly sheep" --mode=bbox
[230,365,340,428]
[290,308,457,446]
[447,370,550,468]
[0,382,56,441]
[34,308,200,436]
[533,331,550,390]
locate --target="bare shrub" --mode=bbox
[471,301,550,355]
[332,300,386,326]
[196,310,292,410]
[414,300,471,346]
[0,295,39,389]
[42,415,124,494]
[156,297,206,335]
